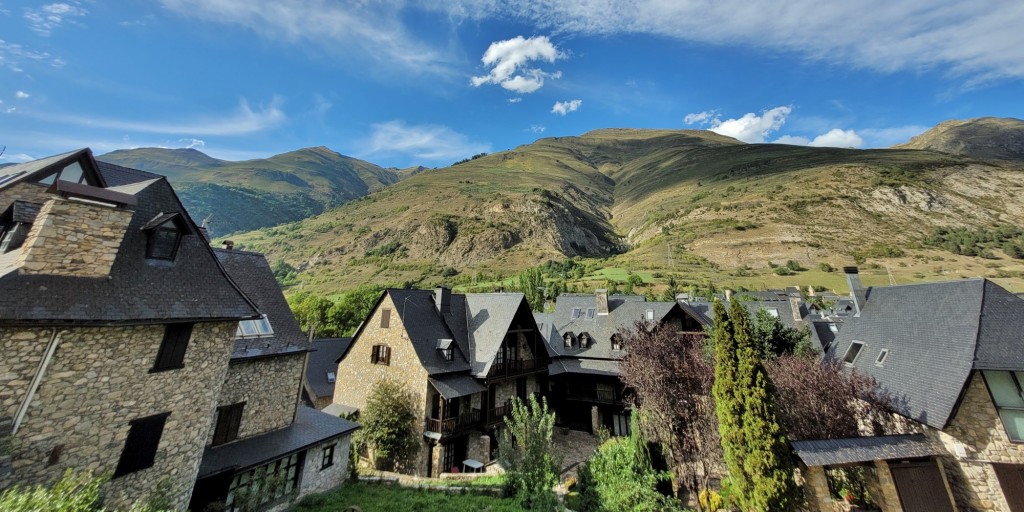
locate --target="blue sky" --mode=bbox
[2,1,1023,168]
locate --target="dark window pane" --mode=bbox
[213,403,245,446]
[147,227,180,260]
[114,413,170,477]
[152,323,192,372]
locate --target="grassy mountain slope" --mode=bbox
[894,117,1024,161]
[232,127,1024,296]
[99,146,399,236]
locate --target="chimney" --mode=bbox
[844,266,864,315]
[789,297,805,326]
[807,286,816,297]
[676,293,690,304]
[725,289,733,302]
[434,287,451,314]
[595,289,609,316]
[222,240,234,250]
[16,196,133,278]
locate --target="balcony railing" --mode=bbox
[425,408,482,435]
[486,402,512,426]
[487,358,546,380]
[566,388,623,405]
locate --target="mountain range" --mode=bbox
[103,117,1024,296]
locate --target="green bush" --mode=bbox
[355,379,420,472]
[499,395,559,510]
[817,262,834,273]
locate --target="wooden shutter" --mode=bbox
[152,323,193,371]
[212,403,245,446]
[384,345,391,365]
[114,412,170,477]
[380,308,391,328]
[371,345,380,364]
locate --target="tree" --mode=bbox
[515,267,546,312]
[715,300,799,511]
[355,379,420,472]
[751,308,810,357]
[574,412,680,512]
[619,322,720,505]
[328,284,385,336]
[499,394,559,510]
[287,291,334,338]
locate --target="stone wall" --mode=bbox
[0,182,54,213]
[210,353,304,443]
[333,294,431,475]
[15,198,132,278]
[298,436,351,496]
[930,372,1024,511]
[1,322,236,509]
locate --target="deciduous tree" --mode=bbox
[499,395,559,510]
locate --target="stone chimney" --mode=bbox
[844,266,864,315]
[807,286,816,297]
[725,289,733,302]
[16,197,133,278]
[676,293,690,304]
[595,289,609,316]
[434,287,451,314]
[222,240,234,250]
[789,297,805,326]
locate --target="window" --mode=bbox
[226,452,302,510]
[212,403,245,446]
[380,308,391,328]
[321,444,336,470]
[611,334,623,351]
[586,308,595,320]
[438,338,454,361]
[842,341,865,365]
[114,412,170,477]
[152,323,192,372]
[875,349,889,366]
[563,332,574,349]
[572,307,582,319]
[146,226,181,260]
[236,314,274,338]
[983,370,1024,442]
[828,323,839,334]
[371,344,391,365]
[326,371,336,383]
[645,309,655,321]
[766,308,780,318]
[579,333,590,348]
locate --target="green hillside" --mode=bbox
[98,146,399,236]
[894,117,1024,161]
[230,124,1024,296]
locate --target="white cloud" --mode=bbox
[508,97,523,103]
[0,39,65,74]
[24,2,87,36]
[683,110,716,126]
[528,124,546,133]
[551,99,582,116]
[475,0,1024,82]
[14,90,29,99]
[808,128,863,148]
[773,135,811,145]
[708,106,791,143]
[357,120,490,164]
[161,0,453,76]
[179,138,206,149]
[25,97,286,136]
[470,35,562,94]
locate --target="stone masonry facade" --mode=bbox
[333,294,431,475]
[1,321,237,510]
[16,198,133,278]
[210,353,304,444]
[299,437,352,496]
[929,372,1024,511]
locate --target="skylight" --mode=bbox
[587,308,595,320]
[327,372,336,383]
[875,349,889,366]
[766,308,780,318]
[236,314,274,338]
[572,307,582,319]
[843,341,865,365]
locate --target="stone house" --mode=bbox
[303,338,353,410]
[0,149,356,510]
[535,290,707,435]
[332,288,549,476]
[809,269,1024,511]
[190,248,359,511]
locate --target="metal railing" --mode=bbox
[487,358,545,379]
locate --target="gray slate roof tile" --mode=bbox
[792,434,944,466]
[307,338,351,398]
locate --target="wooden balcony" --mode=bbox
[424,409,482,437]
[485,402,512,426]
[486,358,546,381]
[566,387,624,405]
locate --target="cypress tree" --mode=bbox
[712,300,750,503]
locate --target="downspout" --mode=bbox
[13,328,69,435]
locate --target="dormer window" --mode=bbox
[578,332,591,348]
[326,371,336,383]
[437,338,454,361]
[611,334,623,351]
[236,314,274,338]
[142,212,191,261]
[645,309,655,321]
[563,332,575,349]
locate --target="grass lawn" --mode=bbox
[291,482,523,512]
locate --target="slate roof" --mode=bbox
[429,374,487,399]
[306,338,351,398]
[541,294,684,361]
[196,406,359,478]
[0,149,96,188]
[548,358,620,377]
[385,289,472,374]
[682,293,807,330]
[792,434,944,466]
[827,278,1024,429]
[465,293,534,376]
[214,248,309,359]
[6,201,42,224]
[95,160,162,187]
[0,152,259,325]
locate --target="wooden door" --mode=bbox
[994,464,1024,512]
[889,460,954,512]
